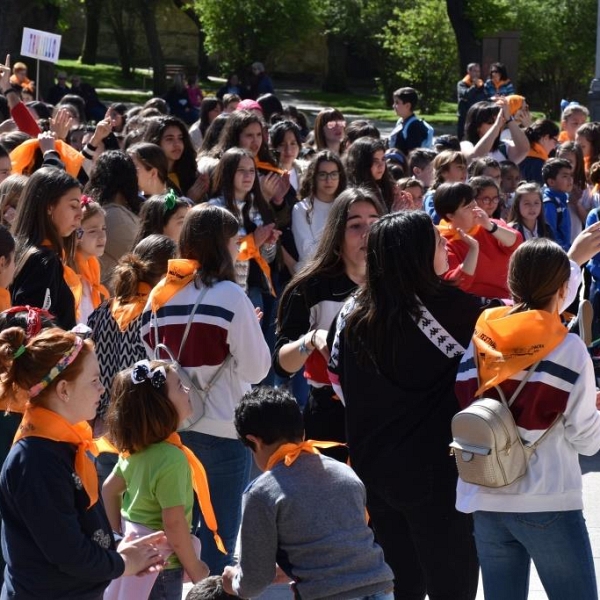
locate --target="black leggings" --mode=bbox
[366,466,479,600]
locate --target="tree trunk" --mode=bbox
[106,0,135,79]
[446,0,481,74]
[137,0,166,95]
[80,0,103,65]
[172,0,210,79]
[322,33,348,93]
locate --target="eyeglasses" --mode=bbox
[325,120,346,130]
[317,170,340,181]
[477,196,500,205]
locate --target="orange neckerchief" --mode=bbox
[0,288,11,312]
[95,432,226,554]
[165,433,226,554]
[585,155,592,176]
[168,172,181,189]
[238,233,275,296]
[265,440,345,471]
[10,139,84,177]
[491,78,511,92]
[75,253,109,310]
[438,220,481,242]
[558,130,571,144]
[15,406,99,507]
[473,305,568,395]
[40,239,80,309]
[111,282,152,332]
[462,74,482,88]
[149,259,200,313]
[526,142,549,162]
[254,158,285,176]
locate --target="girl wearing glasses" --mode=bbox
[471,175,504,220]
[291,151,347,268]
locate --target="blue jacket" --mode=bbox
[542,186,571,251]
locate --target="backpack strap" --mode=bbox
[490,359,563,450]
[400,114,417,139]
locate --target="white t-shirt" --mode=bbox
[292,197,334,268]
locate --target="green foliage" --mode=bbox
[193,0,318,74]
[379,0,458,112]
[463,0,515,37]
[512,0,596,116]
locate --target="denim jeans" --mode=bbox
[148,567,183,600]
[347,590,394,600]
[179,431,251,574]
[474,510,598,600]
[247,285,276,386]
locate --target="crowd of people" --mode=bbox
[0,50,599,600]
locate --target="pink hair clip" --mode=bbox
[80,195,92,207]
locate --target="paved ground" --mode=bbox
[182,450,600,599]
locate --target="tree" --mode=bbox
[380,0,458,112]
[172,0,210,79]
[137,0,166,95]
[193,0,317,75]
[80,0,103,64]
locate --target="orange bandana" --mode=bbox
[473,305,567,395]
[10,139,84,177]
[165,433,226,554]
[558,130,570,144]
[15,406,99,507]
[95,431,226,553]
[265,440,345,471]
[505,95,525,116]
[111,283,152,332]
[75,253,109,310]
[526,142,549,162]
[0,288,11,312]
[438,220,481,242]
[254,158,285,176]
[149,259,200,313]
[237,233,275,296]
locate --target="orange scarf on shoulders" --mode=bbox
[237,234,275,296]
[95,431,226,553]
[75,253,109,310]
[265,440,345,471]
[473,305,568,395]
[149,259,200,313]
[438,220,481,242]
[526,142,549,162]
[111,282,152,332]
[15,406,99,507]
[255,158,285,176]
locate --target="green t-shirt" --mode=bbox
[114,441,193,568]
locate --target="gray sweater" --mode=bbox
[233,452,394,599]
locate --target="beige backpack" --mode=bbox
[450,359,561,488]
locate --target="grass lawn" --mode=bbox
[56,60,545,126]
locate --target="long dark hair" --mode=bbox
[210,148,273,226]
[198,97,223,138]
[277,187,384,330]
[131,193,191,248]
[178,204,238,287]
[211,110,265,159]
[464,101,501,147]
[345,211,448,367]
[143,116,198,194]
[313,108,345,151]
[344,137,395,211]
[13,167,81,275]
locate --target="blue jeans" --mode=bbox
[148,567,183,600]
[474,510,597,600]
[348,591,394,600]
[179,431,251,575]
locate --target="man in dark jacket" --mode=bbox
[457,63,486,140]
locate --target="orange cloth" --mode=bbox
[111,283,152,332]
[0,288,11,312]
[238,233,275,296]
[95,431,226,553]
[558,130,570,144]
[75,253,109,310]
[10,139,84,177]
[149,259,200,313]
[254,158,285,176]
[15,406,99,507]
[438,219,481,241]
[461,74,483,88]
[473,305,567,395]
[526,142,549,162]
[265,440,345,471]
[165,433,226,554]
[505,95,525,116]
